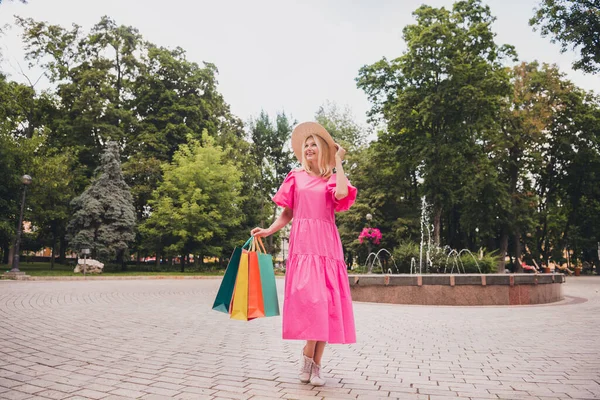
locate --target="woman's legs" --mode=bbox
[313,341,326,365]
[303,340,317,358]
[303,340,326,363]
[300,340,327,386]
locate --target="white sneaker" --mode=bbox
[309,362,325,386]
[299,349,312,383]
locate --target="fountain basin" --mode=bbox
[348,274,565,306]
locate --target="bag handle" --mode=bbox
[254,236,268,254]
[245,236,268,254]
[242,237,254,249]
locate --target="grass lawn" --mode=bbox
[2,262,226,277]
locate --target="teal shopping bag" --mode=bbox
[254,237,280,317]
[212,237,253,313]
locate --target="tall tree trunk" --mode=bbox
[433,205,442,246]
[119,250,127,271]
[507,145,521,272]
[2,245,8,264]
[59,236,67,264]
[513,228,522,272]
[540,216,549,262]
[499,230,508,273]
[50,233,56,270]
[411,170,418,202]
[8,245,14,266]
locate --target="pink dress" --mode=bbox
[272,169,357,344]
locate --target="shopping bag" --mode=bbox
[212,237,253,313]
[247,239,265,320]
[254,237,280,317]
[230,246,250,320]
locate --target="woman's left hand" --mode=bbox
[251,227,271,238]
[335,143,346,161]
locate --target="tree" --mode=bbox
[490,62,580,271]
[334,140,421,266]
[315,101,368,151]
[530,0,600,74]
[67,141,136,264]
[357,0,515,246]
[248,111,295,251]
[28,140,77,268]
[543,88,600,268]
[124,45,244,231]
[16,16,248,261]
[17,16,142,179]
[140,133,243,271]
[0,73,44,264]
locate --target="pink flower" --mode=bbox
[358,227,382,245]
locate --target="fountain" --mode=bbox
[348,196,565,306]
[365,249,400,274]
[364,197,483,275]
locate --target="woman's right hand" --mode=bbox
[251,227,271,238]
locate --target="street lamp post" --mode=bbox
[10,175,32,273]
[80,248,91,276]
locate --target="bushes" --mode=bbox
[391,241,419,273]
[445,250,499,274]
[384,242,499,274]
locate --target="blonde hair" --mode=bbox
[301,134,333,179]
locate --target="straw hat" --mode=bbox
[291,122,337,167]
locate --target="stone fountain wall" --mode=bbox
[348,273,565,306]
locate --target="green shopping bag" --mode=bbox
[212,237,253,313]
[254,237,280,317]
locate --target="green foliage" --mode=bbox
[390,243,498,274]
[27,130,78,265]
[249,111,295,198]
[139,132,243,260]
[457,250,498,274]
[391,241,420,274]
[0,73,45,260]
[248,111,295,252]
[530,0,600,74]
[357,0,515,246]
[67,142,136,261]
[15,15,248,260]
[315,101,367,151]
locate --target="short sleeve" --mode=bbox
[327,174,357,212]
[272,170,296,209]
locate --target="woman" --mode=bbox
[251,122,357,387]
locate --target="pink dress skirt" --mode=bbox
[272,169,357,344]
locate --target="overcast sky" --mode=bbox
[1,0,597,130]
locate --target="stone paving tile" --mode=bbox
[10,384,45,395]
[33,389,72,399]
[68,388,109,399]
[1,390,34,400]
[1,277,599,399]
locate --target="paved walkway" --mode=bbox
[0,276,599,400]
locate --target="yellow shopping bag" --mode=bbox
[229,249,249,320]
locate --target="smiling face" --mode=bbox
[303,136,319,163]
[301,134,333,177]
